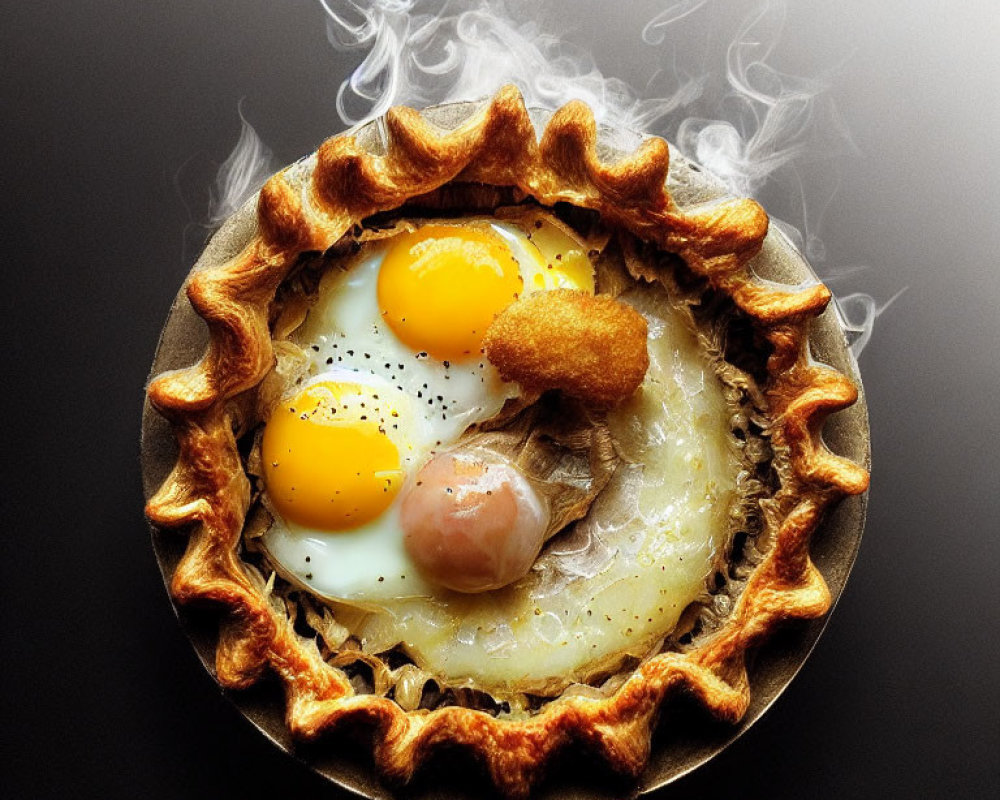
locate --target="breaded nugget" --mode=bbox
[483,289,648,407]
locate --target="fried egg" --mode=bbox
[261,215,592,603]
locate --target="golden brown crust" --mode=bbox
[483,289,649,408]
[146,85,869,797]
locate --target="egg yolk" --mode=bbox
[261,382,403,531]
[377,225,523,362]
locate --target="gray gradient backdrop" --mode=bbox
[1,1,998,798]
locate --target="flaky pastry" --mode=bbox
[145,85,869,796]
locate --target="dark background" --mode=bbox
[2,1,998,798]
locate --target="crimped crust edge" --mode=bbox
[145,85,869,798]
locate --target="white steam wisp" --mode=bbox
[835,289,905,359]
[207,105,277,226]
[321,0,702,133]
[676,3,842,197]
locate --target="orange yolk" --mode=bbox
[261,382,403,531]
[377,225,523,362]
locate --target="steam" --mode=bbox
[207,104,276,226]
[676,3,843,197]
[321,0,700,132]
[206,0,891,357]
[835,289,905,359]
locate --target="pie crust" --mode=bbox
[145,85,869,796]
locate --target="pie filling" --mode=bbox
[250,209,744,698]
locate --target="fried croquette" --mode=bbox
[483,289,648,407]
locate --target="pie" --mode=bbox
[144,85,869,796]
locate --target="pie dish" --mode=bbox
[142,86,869,796]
